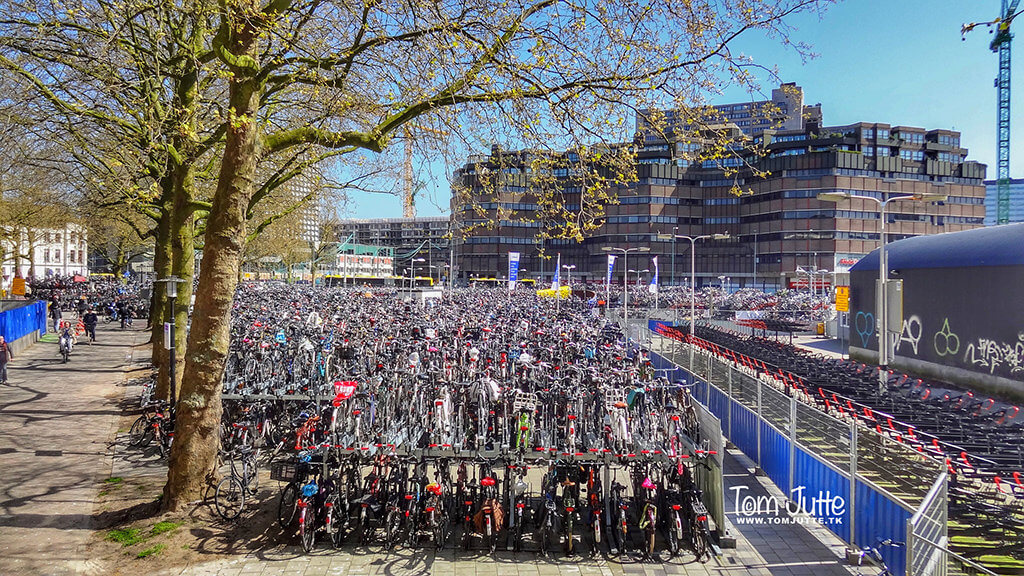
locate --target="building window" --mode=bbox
[877,147,890,157]
[862,146,874,156]
[863,128,875,140]
[44,248,50,262]
[54,249,61,262]
[878,128,890,140]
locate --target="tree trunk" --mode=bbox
[163,67,261,511]
[151,196,172,397]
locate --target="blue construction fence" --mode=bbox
[644,325,938,576]
[0,300,48,343]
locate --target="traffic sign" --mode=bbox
[835,286,850,312]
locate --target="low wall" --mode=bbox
[0,300,48,356]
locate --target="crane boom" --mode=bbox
[965,0,1021,225]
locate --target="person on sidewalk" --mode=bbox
[48,300,63,333]
[82,309,98,344]
[0,335,12,384]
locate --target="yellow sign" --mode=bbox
[12,278,26,296]
[835,286,850,312]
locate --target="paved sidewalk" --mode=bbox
[0,323,147,575]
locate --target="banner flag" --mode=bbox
[649,256,659,294]
[508,251,521,291]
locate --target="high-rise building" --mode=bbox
[983,178,1024,225]
[452,89,987,291]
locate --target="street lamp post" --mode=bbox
[562,264,576,289]
[658,233,730,373]
[818,191,947,389]
[670,226,678,287]
[411,257,426,290]
[601,246,650,333]
[155,276,184,413]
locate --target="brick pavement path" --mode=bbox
[0,323,146,575]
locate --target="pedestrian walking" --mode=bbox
[48,300,63,333]
[82,309,98,344]
[0,335,12,384]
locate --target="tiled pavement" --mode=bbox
[0,322,858,576]
[0,323,145,575]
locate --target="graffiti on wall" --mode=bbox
[856,310,1024,380]
[963,333,1024,377]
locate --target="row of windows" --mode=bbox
[638,177,677,186]
[705,197,741,205]
[641,144,670,153]
[465,237,539,245]
[774,134,807,143]
[638,158,672,165]
[700,178,744,187]
[947,196,985,205]
[895,132,925,144]
[498,220,541,228]
[606,215,677,224]
[934,135,960,146]
[463,201,540,211]
[900,150,925,162]
[705,217,740,224]
[700,157,744,168]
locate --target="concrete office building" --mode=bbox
[983,178,1024,225]
[336,216,451,281]
[452,87,987,291]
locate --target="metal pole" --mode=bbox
[671,226,677,287]
[623,249,629,329]
[169,295,177,411]
[689,238,696,375]
[751,229,757,291]
[878,200,888,391]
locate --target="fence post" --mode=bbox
[727,367,733,439]
[906,518,915,576]
[849,419,857,548]
[789,395,797,495]
[756,378,762,469]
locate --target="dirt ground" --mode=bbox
[87,469,287,575]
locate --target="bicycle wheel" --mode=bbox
[385,510,403,549]
[299,506,316,552]
[666,516,679,557]
[128,415,153,447]
[278,483,299,530]
[434,512,450,549]
[215,476,245,520]
[691,522,709,562]
[485,514,497,553]
[565,515,575,555]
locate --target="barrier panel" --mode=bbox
[646,328,948,576]
[0,300,47,343]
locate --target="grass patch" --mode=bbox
[106,528,144,547]
[150,521,180,536]
[98,490,109,497]
[136,543,165,559]
[104,477,123,485]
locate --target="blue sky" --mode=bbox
[345,0,1020,219]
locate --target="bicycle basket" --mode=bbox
[270,461,298,482]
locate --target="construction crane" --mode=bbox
[402,123,449,218]
[963,0,1023,224]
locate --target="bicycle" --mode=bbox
[215,446,260,520]
[854,539,905,576]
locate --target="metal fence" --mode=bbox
[647,331,951,576]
